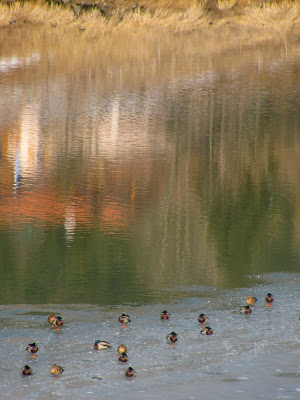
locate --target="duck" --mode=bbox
[246,296,257,306]
[198,313,208,325]
[265,293,274,306]
[240,305,251,314]
[50,364,64,377]
[21,365,32,375]
[118,313,131,326]
[117,344,127,354]
[54,316,63,328]
[200,326,213,335]
[26,343,38,355]
[161,310,170,320]
[119,352,129,362]
[166,331,178,344]
[47,314,56,324]
[125,367,136,377]
[94,340,112,350]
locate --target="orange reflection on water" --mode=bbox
[0,99,138,234]
[0,190,92,228]
[100,200,133,235]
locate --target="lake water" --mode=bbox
[0,28,299,399]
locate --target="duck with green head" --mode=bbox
[119,352,129,362]
[94,340,112,350]
[125,367,136,377]
[119,313,131,327]
[198,314,208,325]
[21,365,32,375]
[161,310,170,320]
[166,331,178,344]
[200,326,213,335]
[54,316,63,329]
[240,305,251,314]
[265,293,274,306]
[26,343,38,356]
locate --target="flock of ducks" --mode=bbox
[21,312,137,378]
[22,315,65,377]
[239,293,274,314]
[21,293,275,378]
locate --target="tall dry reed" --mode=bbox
[0,0,299,38]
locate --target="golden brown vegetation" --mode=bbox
[0,0,299,41]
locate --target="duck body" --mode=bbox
[26,343,38,354]
[125,367,136,377]
[50,364,64,377]
[161,310,170,320]
[198,314,208,324]
[265,293,274,305]
[166,331,178,344]
[200,326,213,335]
[119,352,129,362]
[21,365,32,375]
[246,296,257,306]
[240,305,252,314]
[94,340,112,350]
[117,344,127,354]
[48,314,56,324]
[119,313,131,325]
[54,316,63,327]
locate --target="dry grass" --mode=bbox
[247,1,300,32]
[0,0,299,39]
[0,1,75,25]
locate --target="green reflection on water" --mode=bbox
[0,37,299,305]
[0,171,298,305]
[0,228,146,304]
[205,177,296,285]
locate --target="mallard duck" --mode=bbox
[119,352,129,362]
[200,326,213,335]
[198,313,208,325]
[26,343,38,355]
[161,310,170,320]
[117,344,127,355]
[94,340,112,350]
[47,314,56,324]
[118,313,131,326]
[265,293,274,306]
[166,331,178,344]
[50,364,64,377]
[21,365,32,375]
[246,296,257,306]
[125,367,136,377]
[54,316,63,328]
[240,305,251,314]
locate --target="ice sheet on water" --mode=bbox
[0,274,299,399]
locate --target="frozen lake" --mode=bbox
[1,273,299,399]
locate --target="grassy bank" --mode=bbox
[0,0,300,41]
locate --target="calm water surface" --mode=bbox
[0,29,299,399]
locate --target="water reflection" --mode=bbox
[0,30,299,303]
[0,52,40,73]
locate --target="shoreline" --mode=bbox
[0,0,300,45]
